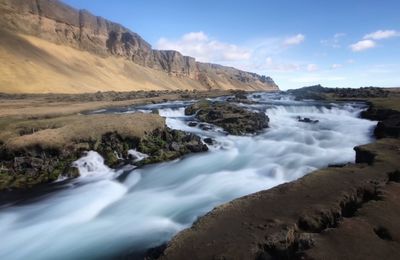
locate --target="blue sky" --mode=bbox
[63,0,400,90]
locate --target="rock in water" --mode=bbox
[298,117,319,124]
[185,100,269,135]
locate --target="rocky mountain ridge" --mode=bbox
[0,0,278,92]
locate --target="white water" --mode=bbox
[0,93,376,259]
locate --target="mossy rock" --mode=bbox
[185,101,269,135]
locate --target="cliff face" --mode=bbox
[0,0,279,92]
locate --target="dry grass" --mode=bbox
[3,113,165,151]
[0,90,232,118]
[327,89,400,111]
[0,96,171,118]
[366,96,400,111]
[0,89,231,150]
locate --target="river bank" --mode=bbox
[160,88,400,259]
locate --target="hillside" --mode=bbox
[0,0,279,93]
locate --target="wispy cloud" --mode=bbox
[321,33,346,48]
[331,64,343,69]
[350,39,376,52]
[283,34,305,46]
[156,31,251,63]
[306,64,318,72]
[364,30,399,40]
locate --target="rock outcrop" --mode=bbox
[185,100,269,135]
[287,85,390,101]
[0,0,279,92]
[361,106,400,139]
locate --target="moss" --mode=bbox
[104,150,119,166]
[0,172,13,190]
[139,134,167,155]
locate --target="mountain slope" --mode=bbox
[0,0,279,93]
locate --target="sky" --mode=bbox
[63,0,400,90]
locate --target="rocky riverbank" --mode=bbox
[0,113,208,190]
[158,88,400,259]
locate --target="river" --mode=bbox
[0,92,376,259]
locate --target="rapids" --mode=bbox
[0,93,376,259]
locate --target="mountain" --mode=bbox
[0,0,279,93]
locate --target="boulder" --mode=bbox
[203,138,214,145]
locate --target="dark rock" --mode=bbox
[199,123,212,131]
[225,91,257,104]
[187,122,197,127]
[361,107,400,139]
[361,107,398,121]
[138,128,208,165]
[185,100,269,135]
[354,145,376,165]
[374,114,400,139]
[203,138,214,145]
[287,85,327,100]
[298,117,319,124]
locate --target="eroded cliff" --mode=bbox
[0,0,279,93]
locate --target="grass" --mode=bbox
[366,97,400,111]
[326,90,400,111]
[2,113,165,152]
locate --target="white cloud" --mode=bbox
[321,33,345,48]
[331,63,343,69]
[364,30,399,40]
[156,31,251,62]
[350,40,376,52]
[283,34,305,46]
[349,29,399,53]
[307,64,318,72]
[181,31,209,42]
